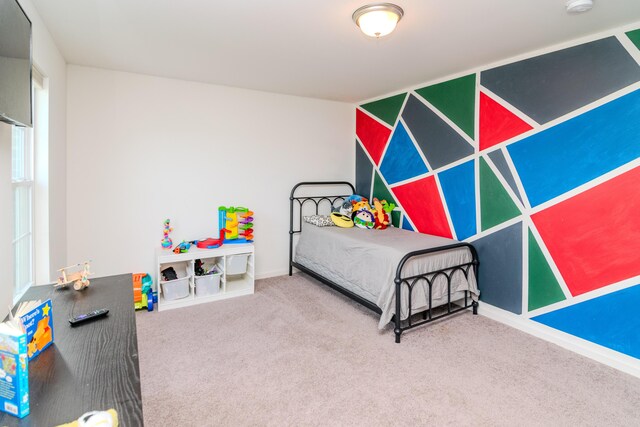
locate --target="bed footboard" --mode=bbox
[393,244,479,343]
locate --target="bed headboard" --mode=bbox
[289,181,355,274]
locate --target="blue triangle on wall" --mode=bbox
[379,122,429,185]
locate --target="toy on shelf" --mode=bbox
[195,259,205,276]
[133,273,154,311]
[219,206,254,244]
[173,240,195,254]
[55,261,92,291]
[196,228,228,249]
[221,207,239,240]
[161,219,173,249]
[238,210,254,241]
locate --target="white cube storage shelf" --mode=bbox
[156,243,254,311]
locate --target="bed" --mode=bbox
[289,181,480,343]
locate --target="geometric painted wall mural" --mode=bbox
[528,229,565,312]
[401,217,414,231]
[356,109,391,165]
[486,149,524,204]
[531,166,640,296]
[627,29,640,51]
[473,222,523,314]
[481,37,640,124]
[415,74,476,139]
[391,176,452,238]
[355,141,373,197]
[355,27,640,360]
[508,88,640,207]
[533,285,640,359]
[438,160,476,240]
[401,95,474,169]
[479,91,532,150]
[379,122,428,184]
[372,171,396,207]
[360,93,406,127]
[479,157,520,231]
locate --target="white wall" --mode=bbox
[18,0,67,283]
[66,66,354,281]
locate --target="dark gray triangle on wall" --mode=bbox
[473,221,523,314]
[355,140,373,199]
[402,95,474,170]
[481,37,640,124]
[487,149,524,205]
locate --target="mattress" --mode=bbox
[294,224,479,328]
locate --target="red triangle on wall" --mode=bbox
[480,92,533,150]
[391,176,452,238]
[356,109,392,165]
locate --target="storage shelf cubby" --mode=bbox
[156,243,254,311]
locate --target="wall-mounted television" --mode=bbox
[0,0,32,127]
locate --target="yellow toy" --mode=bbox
[372,198,395,229]
[224,210,239,240]
[352,199,371,213]
[56,261,92,291]
[56,409,118,427]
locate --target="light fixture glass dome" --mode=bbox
[353,3,404,38]
[566,0,593,14]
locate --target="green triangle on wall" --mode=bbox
[372,171,397,207]
[391,210,401,228]
[415,74,476,140]
[528,229,566,311]
[626,29,640,51]
[360,93,407,127]
[480,157,520,230]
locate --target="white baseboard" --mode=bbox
[255,269,289,280]
[479,303,640,379]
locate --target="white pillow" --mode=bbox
[303,215,334,227]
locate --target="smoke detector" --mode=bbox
[566,0,593,14]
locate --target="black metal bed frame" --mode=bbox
[289,181,479,343]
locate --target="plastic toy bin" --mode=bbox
[160,262,190,301]
[227,254,249,275]
[195,273,221,297]
[160,276,190,300]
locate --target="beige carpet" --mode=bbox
[136,274,640,426]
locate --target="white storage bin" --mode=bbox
[195,272,221,297]
[227,254,249,275]
[161,276,190,300]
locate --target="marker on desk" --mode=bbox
[69,308,109,326]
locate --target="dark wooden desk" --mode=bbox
[0,274,144,426]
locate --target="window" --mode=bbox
[12,67,47,301]
[12,124,33,300]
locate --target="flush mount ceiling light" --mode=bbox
[352,3,404,38]
[566,0,594,14]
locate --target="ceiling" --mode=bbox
[30,0,640,103]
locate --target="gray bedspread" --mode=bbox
[294,224,479,328]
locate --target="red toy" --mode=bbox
[196,228,228,249]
